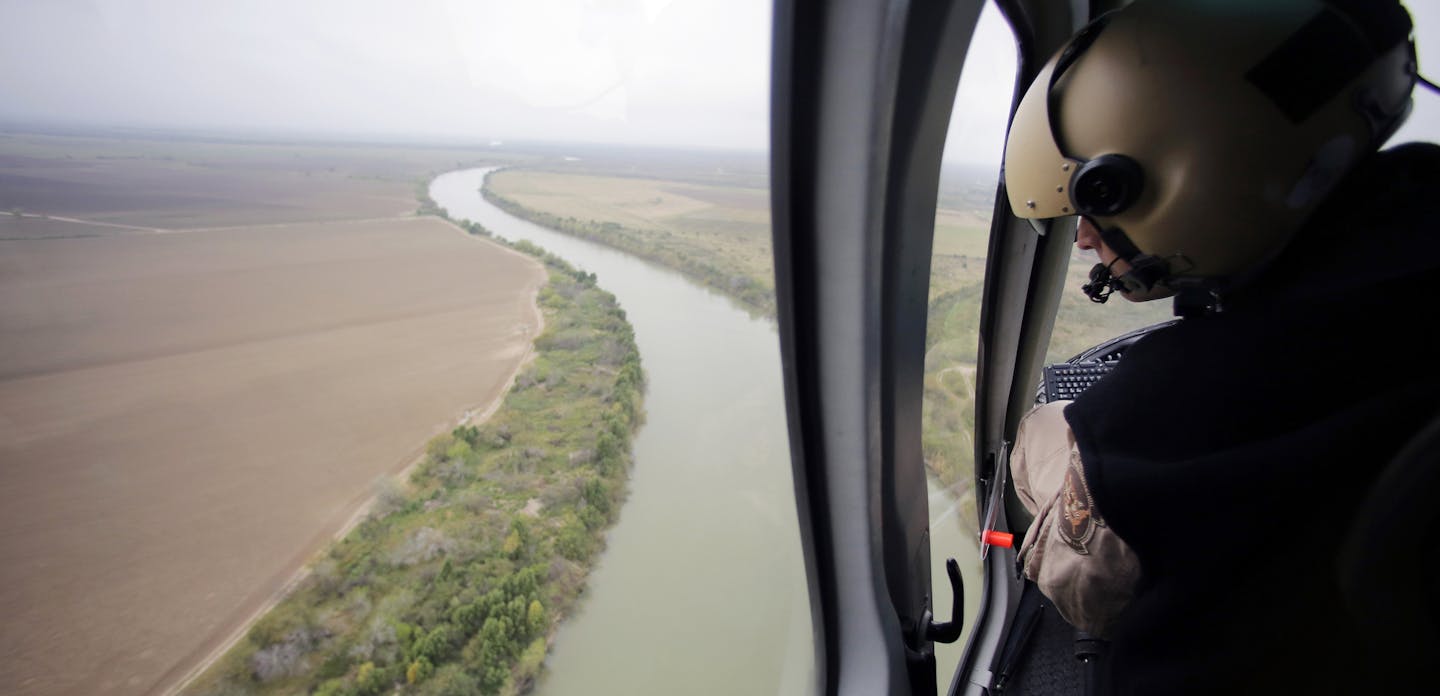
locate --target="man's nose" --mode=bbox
[1075,218,1101,251]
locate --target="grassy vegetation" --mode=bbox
[921,273,984,507]
[189,225,645,696]
[482,169,776,316]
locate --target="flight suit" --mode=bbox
[1011,400,1137,637]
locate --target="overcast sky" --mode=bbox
[1,1,1438,164]
[0,0,773,150]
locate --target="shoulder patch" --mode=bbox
[1059,459,1105,554]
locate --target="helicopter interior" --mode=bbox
[769,0,1440,694]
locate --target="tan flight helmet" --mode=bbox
[1004,0,1417,296]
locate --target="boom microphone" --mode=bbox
[1081,259,1128,303]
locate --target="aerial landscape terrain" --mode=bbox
[0,127,1166,696]
[480,160,1168,514]
[7,0,1434,692]
[0,131,632,695]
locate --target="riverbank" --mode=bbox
[431,168,819,696]
[479,167,986,528]
[165,222,548,696]
[185,221,645,695]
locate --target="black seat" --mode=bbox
[1337,409,1440,689]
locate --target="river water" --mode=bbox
[431,169,980,695]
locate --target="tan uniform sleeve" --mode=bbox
[1010,401,1140,637]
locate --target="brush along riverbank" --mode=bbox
[188,228,645,696]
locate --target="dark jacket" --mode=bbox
[1064,142,1440,694]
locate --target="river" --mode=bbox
[430,169,980,695]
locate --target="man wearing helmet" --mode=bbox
[1002,0,1438,691]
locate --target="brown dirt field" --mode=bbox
[0,159,418,228]
[0,215,140,240]
[0,131,521,229]
[0,217,546,696]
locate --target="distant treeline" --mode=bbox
[191,207,644,696]
[415,182,448,218]
[480,170,776,318]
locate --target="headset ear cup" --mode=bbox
[1072,154,1145,216]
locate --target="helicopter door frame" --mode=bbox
[771,0,985,693]
[951,1,1103,693]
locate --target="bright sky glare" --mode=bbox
[0,0,771,150]
[0,1,1438,163]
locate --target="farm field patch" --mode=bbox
[0,216,546,696]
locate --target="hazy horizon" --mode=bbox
[3,1,1440,164]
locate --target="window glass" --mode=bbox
[925,3,1016,683]
[1387,3,1440,148]
[0,2,807,696]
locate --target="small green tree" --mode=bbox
[355,661,384,696]
[406,656,434,684]
[514,638,548,691]
[476,617,514,693]
[413,623,455,663]
[445,439,472,462]
[420,664,481,696]
[527,600,546,634]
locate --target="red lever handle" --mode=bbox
[982,530,1014,548]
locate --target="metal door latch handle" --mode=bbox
[925,558,965,644]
